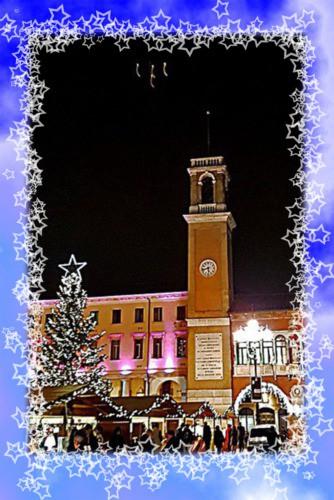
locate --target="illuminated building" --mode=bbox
[40,155,302,431]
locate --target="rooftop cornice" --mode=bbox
[39,290,189,307]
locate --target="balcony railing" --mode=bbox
[234,364,300,377]
[198,203,216,213]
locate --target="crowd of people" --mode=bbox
[39,420,250,454]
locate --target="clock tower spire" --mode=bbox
[184,155,236,412]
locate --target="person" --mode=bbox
[231,424,238,452]
[214,425,224,454]
[223,424,232,452]
[237,422,246,452]
[151,423,162,446]
[40,427,57,452]
[109,426,124,452]
[94,424,104,446]
[161,430,179,452]
[203,422,212,451]
[139,428,155,452]
[192,421,203,438]
[67,421,87,452]
[181,424,193,446]
[85,423,98,452]
[173,424,185,452]
[73,433,86,451]
[267,426,280,452]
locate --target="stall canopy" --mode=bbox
[41,385,127,419]
[39,388,220,421]
[101,394,185,419]
[179,402,220,419]
[40,388,184,420]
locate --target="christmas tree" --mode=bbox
[40,256,109,397]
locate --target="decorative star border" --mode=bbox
[1,3,333,499]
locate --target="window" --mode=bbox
[248,341,261,365]
[201,176,214,203]
[236,342,248,365]
[239,407,254,432]
[110,339,120,360]
[176,306,186,321]
[275,335,288,364]
[112,309,121,324]
[135,308,144,323]
[288,337,299,364]
[134,338,143,359]
[176,337,187,358]
[152,337,162,358]
[160,381,172,396]
[153,307,163,322]
[262,340,274,364]
[90,310,99,323]
[258,407,275,425]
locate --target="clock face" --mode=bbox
[199,259,217,278]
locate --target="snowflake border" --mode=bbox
[1,5,333,499]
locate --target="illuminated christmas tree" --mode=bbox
[40,255,108,396]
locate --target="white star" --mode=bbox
[48,4,71,25]
[58,254,87,278]
[152,10,171,28]
[248,16,263,32]
[299,10,315,28]
[308,224,330,244]
[2,168,15,179]
[226,19,242,32]
[177,34,202,57]
[115,35,132,51]
[312,417,334,436]
[14,188,30,208]
[212,1,229,19]
[281,13,299,30]
[316,262,334,283]
[5,441,26,463]
[11,407,29,429]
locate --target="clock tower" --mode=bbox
[183,156,236,412]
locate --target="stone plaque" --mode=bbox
[195,333,223,380]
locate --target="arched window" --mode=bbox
[288,335,299,364]
[275,335,288,365]
[258,407,275,425]
[248,341,261,365]
[201,176,214,204]
[236,342,248,365]
[262,340,274,364]
[160,380,173,396]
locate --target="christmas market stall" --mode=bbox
[32,384,127,434]
[179,402,221,434]
[99,394,185,441]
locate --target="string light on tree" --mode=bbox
[40,258,110,398]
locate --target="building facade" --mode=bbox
[40,155,302,430]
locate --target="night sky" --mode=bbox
[34,37,299,309]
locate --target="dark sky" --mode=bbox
[34,37,299,309]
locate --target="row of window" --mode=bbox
[81,306,186,325]
[236,336,298,366]
[110,336,187,360]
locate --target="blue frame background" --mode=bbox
[1,0,334,499]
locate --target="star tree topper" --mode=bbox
[58,254,87,279]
